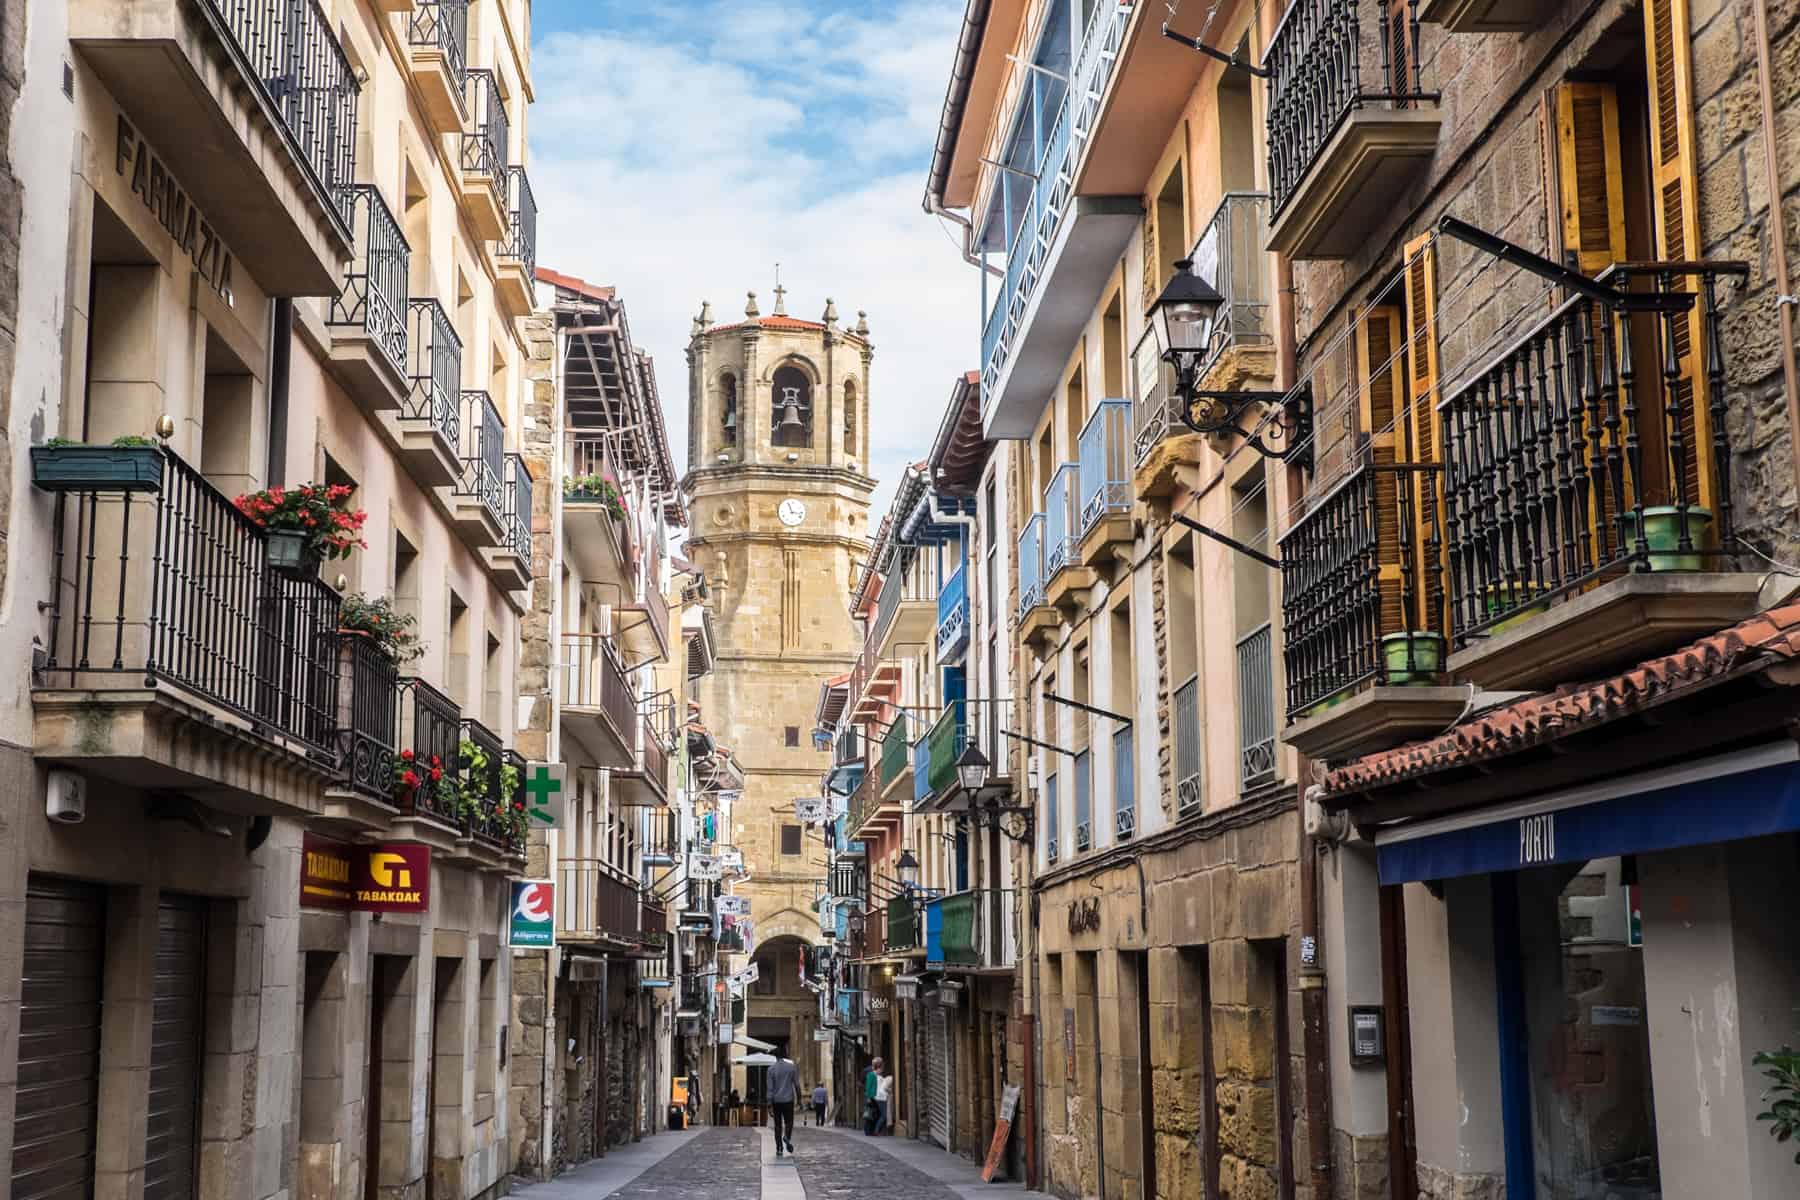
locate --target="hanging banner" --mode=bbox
[729,962,760,991]
[719,847,745,875]
[794,797,826,823]
[981,1085,1022,1182]
[508,879,556,948]
[716,894,750,917]
[689,854,722,881]
[522,761,567,829]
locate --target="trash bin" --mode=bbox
[667,1105,685,1130]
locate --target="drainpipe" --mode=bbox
[1299,779,1333,1199]
[266,298,293,486]
[1749,0,1800,504]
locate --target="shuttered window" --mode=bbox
[14,877,106,1200]
[1400,234,1446,637]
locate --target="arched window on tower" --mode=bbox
[720,373,738,446]
[771,365,812,449]
[843,378,858,457]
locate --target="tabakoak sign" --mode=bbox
[301,835,431,915]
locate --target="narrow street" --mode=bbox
[514,1126,1053,1200]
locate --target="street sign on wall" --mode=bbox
[509,879,556,948]
[522,762,567,829]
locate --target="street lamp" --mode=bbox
[1149,258,1313,470]
[955,743,990,794]
[895,848,920,892]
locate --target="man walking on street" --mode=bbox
[768,1051,799,1157]
[811,1081,828,1126]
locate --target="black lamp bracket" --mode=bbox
[1177,376,1314,471]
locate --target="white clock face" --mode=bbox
[778,498,807,527]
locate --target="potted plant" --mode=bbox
[233,483,367,579]
[31,434,166,493]
[1622,505,1713,572]
[1483,581,1549,632]
[338,593,424,663]
[1380,631,1445,686]
[500,759,528,847]
[455,738,493,830]
[1753,1046,1800,1165]
[392,749,451,815]
[564,473,626,520]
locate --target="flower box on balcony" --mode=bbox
[30,443,165,493]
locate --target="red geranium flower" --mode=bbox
[401,748,415,761]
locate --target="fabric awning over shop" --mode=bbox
[734,1033,776,1052]
[1374,742,1800,884]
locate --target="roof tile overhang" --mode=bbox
[1322,603,1800,805]
[928,371,987,494]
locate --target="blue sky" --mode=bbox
[528,0,979,520]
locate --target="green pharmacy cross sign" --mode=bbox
[524,762,567,829]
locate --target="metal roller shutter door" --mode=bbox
[144,896,207,1200]
[926,1003,952,1149]
[13,877,106,1200]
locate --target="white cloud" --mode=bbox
[528,1,977,525]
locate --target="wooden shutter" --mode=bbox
[1555,83,1628,274]
[1386,0,1415,97]
[1400,234,1445,637]
[1358,306,1407,636]
[1644,0,1713,514]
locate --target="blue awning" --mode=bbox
[1375,744,1800,885]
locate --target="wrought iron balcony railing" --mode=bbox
[456,389,505,526]
[1078,399,1131,536]
[1439,264,1743,643]
[459,716,507,848]
[873,547,931,652]
[562,633,637,747]
[396,676,462,824]
[935,561,969,662]
[328,184,410,377]
[499,165,537,274]
[205,0,358,226]
[404,299,461,447]
[1113,724,1135,840]
[503,452,532,563]
[1136,193,1274,461]
[38,447,341,757]
[1174,674,1202,815]
[1280,458,1445,717]
[912,730,933,807]
[558,858,642,941]
[461,68,509,180]
[1017,514,1046,616]
[332,629,398,801]
[834,723,864,766]
[1044,464,1079,577]
[1236,622,1276,787]
[1265,0,1434,218]
[408,0,469,98]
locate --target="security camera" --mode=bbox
[46,769,86,824]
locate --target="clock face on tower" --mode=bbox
[778,498,807,527]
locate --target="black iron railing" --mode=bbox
[328,184,410,377]
[38,447,342,757]
[404,299,461,449]
[1439,264,1743,643]
[457,390,505,526]
[1280,459,1445,716]
[1173,675,1202,815]
[503,452,532,564]
[332,631,398,800]
[205,0,358,226]
[1265,0,1432,217]
[502,749,527,854]
[396,676,461,823]
[499,166,537,274]
[461,68,509,180]
[562,634,637,747]
[461,716,505,845]
[407,0,469,99]
[1237,623,1277,786]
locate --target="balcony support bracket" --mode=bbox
[1177,380,1314,470]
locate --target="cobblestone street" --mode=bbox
[512,1125,1052,1199]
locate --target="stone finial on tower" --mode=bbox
[822,298,838,325]
[699,300,714,326]
[855,310,870,336]
[745,291,760,318]
[773,283,788,316]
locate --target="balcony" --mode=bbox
[495,166,538,315]
[390,676,463,847]
[406,0,469,134]
[1043,464,1095,609]
[557,860,644,947]
[563,435,633,590]
[72,0,357,295]
[560,634,636,770]
[616,583,670,671]
[935,562,969,664]
[1076,399,1132,566]
[1264,0,1441,259]
[1017,513,1057,645]
[1280,458,1467,760]
[873,550,934,659]
[450,390,507,547]
[1419,0,1548,33]
[1236,623,1277,789]
[320,631,401,834]
[1174,675,1202,816]
[33,447,342,814]
[458,69,510,240]
[450,717,513,868]
[613,702,672,809]
[845,625,899,724]
[935,889,1017,972]
[398,299,462,486]
[979,0,1142,437]
[1135,194,1275,489]
[1438,264,1761,690]
[327,184,411,409]
[482,452,532,593]
[922,702,966,803]
[846,725,904,840]
[885,897,918,954]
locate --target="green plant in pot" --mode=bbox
[31,433,167,493]
[1380,631,1445,685]
[564,473,626,520]
[1621,505,1713,572]
[1753,1046,1800,1164]
[338,593,425,663]
[455,738,493,829]
[500,760,527,845]
[234,483,368,579]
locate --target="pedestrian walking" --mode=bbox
[767,1051,800,1157]
[874,1066,894,1135]
[863,1057,883,1135]
[811,1082,828,1126]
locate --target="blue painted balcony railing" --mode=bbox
[1078,399,1132,537]
[1044,464,1079,577]
[1017,514,1045,617]
[912,732,932,806]
[923,895,946,967]
[935,562,969,663]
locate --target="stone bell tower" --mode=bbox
[682,286,874,1063]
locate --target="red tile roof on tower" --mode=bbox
[1321,603,1800,801]
[535,267,614,302]
[703,314,869,345]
